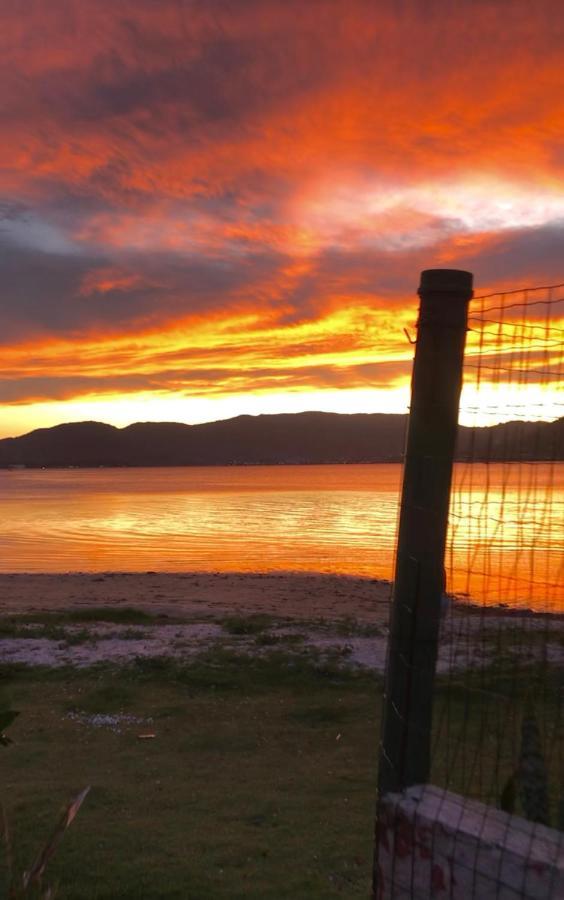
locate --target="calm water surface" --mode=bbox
[1,464,562,609]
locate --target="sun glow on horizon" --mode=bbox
[1,298,563,439]
[0,386,415,440]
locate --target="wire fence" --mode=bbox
[376,279,563,898]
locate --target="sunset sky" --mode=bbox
[1,0,563,438]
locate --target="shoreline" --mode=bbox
[2,571,561,620]
[1,572,562,672]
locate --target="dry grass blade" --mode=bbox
[1,801,14,881]
[23,787,91,890]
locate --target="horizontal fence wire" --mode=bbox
[425,283,564,897]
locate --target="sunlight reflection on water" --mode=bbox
[1,463,561,610]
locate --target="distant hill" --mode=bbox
[0,412,561,468]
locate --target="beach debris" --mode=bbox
[137,733,156,740]
[65,712,151,734]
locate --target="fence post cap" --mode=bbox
[419,269,473,296]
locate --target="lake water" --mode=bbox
[1,463,562,610]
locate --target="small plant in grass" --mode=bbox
[278,632,307,645]
[112,628,146,641]
[1,707,90,898]
[334,617,382,638]
[222,614,273,635]
[500,705,561,829]
[59,628,95,647]
[254,632,280,647]
[255,631,307,647]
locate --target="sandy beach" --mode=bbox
[0,571,392,623]
[2,571,562,673]
[0,572,393,669]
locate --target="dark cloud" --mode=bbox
[460,221,564,289]
[0,233,286,343]
[1,215,563,345]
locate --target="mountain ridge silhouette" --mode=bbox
[0,412,561,467]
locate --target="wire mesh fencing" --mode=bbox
[376,278,563,899]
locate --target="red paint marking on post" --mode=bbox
[431,863,447,892]
[529,861,547,877]
[417,823,432,858]
[376,820,390,853]
[394,818,416,859]
[375,863,385,900]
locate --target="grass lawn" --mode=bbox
[0,653,380,899]
[1,619,561,898]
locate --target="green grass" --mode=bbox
[0,653,379,899]
[297,616,383,639]
[332,617,383,638]
[1,634,561,898]
[477,624,564,652]
[0,607,190,649]
[0,621,95,645]
[1,607,172,627]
